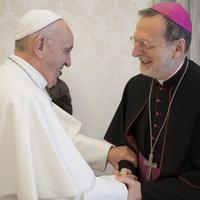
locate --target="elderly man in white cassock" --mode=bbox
[0,10,136,200]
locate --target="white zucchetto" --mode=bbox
[15,9,62,40]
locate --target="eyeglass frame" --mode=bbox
[130,36,157,50]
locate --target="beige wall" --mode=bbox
[0,0,150,140]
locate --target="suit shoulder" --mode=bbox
[189,60,200,74]
[125,74,152,89]
[187,60,200,84]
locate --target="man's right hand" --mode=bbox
[107,146,137,169]
[116,173,142,200]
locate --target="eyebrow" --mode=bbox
[65,46,73,50]
[63,46,73,52]
[133,36,149,42]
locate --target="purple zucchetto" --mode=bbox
[152,2,192,33]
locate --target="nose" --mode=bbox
[65,56,71,67]
[131,45,143,57]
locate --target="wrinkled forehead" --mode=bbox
[134,15,167,40]
[48,20,74,48]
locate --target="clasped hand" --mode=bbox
[116,168,142,200]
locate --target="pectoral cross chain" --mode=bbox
[144,152,157,181]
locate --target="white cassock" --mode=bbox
[0,55,127,200]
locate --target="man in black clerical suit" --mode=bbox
[107,2,200,200]
[46,78,73,115]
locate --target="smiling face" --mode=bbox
[132,15,178,80]
[14,19,74,88]
[41,20,73,87]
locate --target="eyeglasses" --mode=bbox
[130,36,156,50]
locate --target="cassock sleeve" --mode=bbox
[104,84,130,147]
[104,83,136,173]
[73,134,112,171]
[53,103,112,171]
[84,176,128,200]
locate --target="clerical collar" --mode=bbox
[9,55,47,89]
[157,58,186,85]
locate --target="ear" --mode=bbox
[172,38,186,59]
[33,36,45,59]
